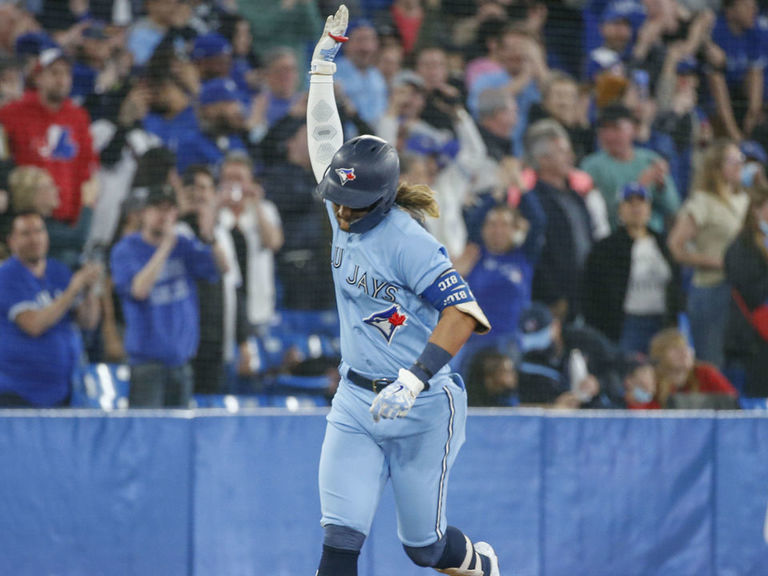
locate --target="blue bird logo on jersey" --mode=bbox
[36,125,79,160]
[335,167,356,186]
[364,304,407,344]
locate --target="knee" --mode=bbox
[323,524,366,552]
[403,537,447,567]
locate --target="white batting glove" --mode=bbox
[310,4,349,75]
[370,369,425,423]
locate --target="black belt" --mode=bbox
[346,369,395,393]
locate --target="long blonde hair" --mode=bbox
[692,139,738,200]
[395,183,440,222]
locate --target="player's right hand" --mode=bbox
[310,4,349,75]
[370,369,425,423]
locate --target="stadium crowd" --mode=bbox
[0,0,766,410]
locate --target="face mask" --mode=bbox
[741,163,760,188]
[632,386,653,404]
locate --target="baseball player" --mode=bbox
[307,6,500,576]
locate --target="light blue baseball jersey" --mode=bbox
[325,202,453,389]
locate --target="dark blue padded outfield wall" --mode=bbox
[1,410,767,576]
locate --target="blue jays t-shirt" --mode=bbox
[144,106,199,154]
[326,204,455,387]
[0,257,79,406]
[466,248,533,337]
[711,14,765,89]
[110,232,219,366]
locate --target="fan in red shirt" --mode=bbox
[649,328,737,408]
[0,47,98,224]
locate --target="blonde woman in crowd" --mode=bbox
[649,328,736,408]
[667,139,748,368]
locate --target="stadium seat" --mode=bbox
[71,363,131,411]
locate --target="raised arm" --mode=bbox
[307,5,349,184]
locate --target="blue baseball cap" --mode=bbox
[14,32,57,58]
[191,33,232,61]
[741,140,767,164]
[518,303,554,353]
[621,182,650,202]
[601,5,633,24]
[198,78,240,106]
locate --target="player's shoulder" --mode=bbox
[379,208,440,246]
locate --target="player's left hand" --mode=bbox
[370,369,425,422]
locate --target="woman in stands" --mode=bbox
[724,182,768,399]
[649,328,737,408]
[667,139,749,369]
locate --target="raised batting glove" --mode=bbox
[310,4,349,75]
[370,369,425,423]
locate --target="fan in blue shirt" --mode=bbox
[0,212,101,407]
[110,186,221,407]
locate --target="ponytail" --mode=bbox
[394,183,440,222]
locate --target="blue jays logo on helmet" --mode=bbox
[317,135,400,233]
[335,167,356,186]
[364,304,407,344]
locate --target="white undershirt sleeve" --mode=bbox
[307,73,345,185]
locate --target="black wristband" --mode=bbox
[408,342,453,390]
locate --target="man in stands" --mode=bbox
[0,211,101,407]
[0,46,99,227]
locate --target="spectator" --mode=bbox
[649,327,737,407]
[580,103,680,233]
[475,86,516,161]
[529,71,595,163]
[583,183,683,354]
[667,139,749,368]
[415,45,465,133]
[238,0,322,81]
[0,47,99,225]
[178,165,250,395]
[110,184,222,408]
[654,53,711,198]
[724,180,768,398]
[259,46,303,128]
[0,211,101,407]
[127,0,180,68]
[218,150,283,333]
[190,33,233,84]
[468,26,547,155]
[709,0,763,140]
[143,73,196,153]
[377,69,427,150]
[456,198,546,370]
[586,3,634,84]
[335,19,388,126]
[8,164,97,269]
[260,115,335,312]
[70,20,113,101]
[526,119,592,319]
[376,42,404,88]
[175,78,248,173]
[623,355,660,409]
[373,0,449,57]
[465,347,520,407]
[517,302,623,408]
[218,12,261,98]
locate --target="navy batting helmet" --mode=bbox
[317,135,400,233]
